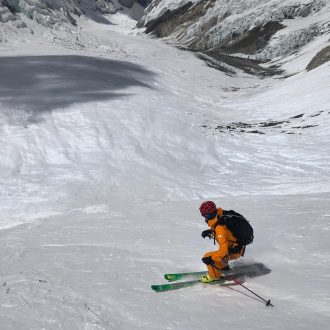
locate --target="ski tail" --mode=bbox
[151,279,201,292]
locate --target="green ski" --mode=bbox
[151,278,227,292]
[164,271,207,281]
[164,263,270,282]
[152,279,200,292]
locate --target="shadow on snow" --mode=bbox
[0,55,156,123]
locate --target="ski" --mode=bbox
[151,279,201,292]
[151,278,227,292]
[153,263,271,293]
[152,272,246,292]
[164,262,270,282]
[164,271,206,281]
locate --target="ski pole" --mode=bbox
[212,264,274,307]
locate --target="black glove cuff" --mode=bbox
[201,229,212,239]
[202,256,214,265]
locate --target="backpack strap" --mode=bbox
[213,215,222,245]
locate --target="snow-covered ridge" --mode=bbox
[0,0,151,28]
[0,0,120,28]
[0,0,152,48]
[139,0,330,71]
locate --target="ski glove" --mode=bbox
[201,229,212,239]
[202,256,215,265]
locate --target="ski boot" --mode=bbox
[199,274,221,283]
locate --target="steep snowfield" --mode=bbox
[0,8,330,330]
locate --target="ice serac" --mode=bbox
[139,0,330,74]
[0,0,153,29]
[0,0,120,28]
[0,0,17,23]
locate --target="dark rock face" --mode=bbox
[143,0,217,37]
[1,0,17,14]
[144,2,193,35]
[119,0,152,8]
[214,22,285,55]
[137,0,152,5]
[197,52,283,76]
[119,0,135,8]
[306,45,330,71]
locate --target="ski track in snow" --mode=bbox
[0,10,330,330]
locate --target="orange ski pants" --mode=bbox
[203,250,244,278]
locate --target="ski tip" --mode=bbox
[164,274,180,281]
[151,285,162,292]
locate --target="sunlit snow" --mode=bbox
[0,3,330,330]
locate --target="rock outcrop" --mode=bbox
[306,45,330,70]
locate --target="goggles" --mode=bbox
[203,211,217,221]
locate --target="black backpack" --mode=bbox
[216,210,254,246]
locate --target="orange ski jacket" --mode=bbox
[206,208,240,259]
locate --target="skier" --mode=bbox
[199,201,250,283]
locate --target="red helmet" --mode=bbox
[199,201,217,216]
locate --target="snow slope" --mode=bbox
[0,7,330,330]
